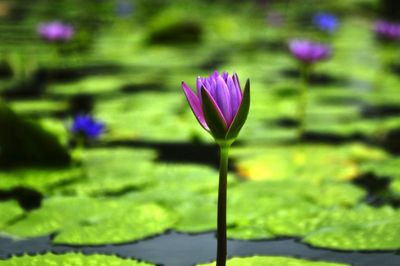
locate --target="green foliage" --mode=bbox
[3,196,177,245]
[198,256,349,266]
[304,206,400,250]
[56,148,157,196]
[0,253,153,266]
[225,179,365,240]
[361,157,400,179]
[94,92,207,141]
[232,143,386,182]
[0,201,24,229]
[2,0,400,260]
[0,167,82,194]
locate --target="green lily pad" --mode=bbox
[9,99,67,115]
[265,205,327,237]
[0,167,82,194]
[47,75,137,96]
[94,92,208,141]
[124,163,238,233]
[3,196,177,244]
[198,256,349,266]
[232,143,386,182]
[172,193,216,233]
[0,253,152,266]
[57,148,157,196]
[360,157,400,179]
[391,179,400,194]
[151,164,237,194]
[304,205,400,250]
[0,201,24,229]
[224,179,364,240]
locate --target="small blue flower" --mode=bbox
[70,115,105,139]
[312,12,338,33]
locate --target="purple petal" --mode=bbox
[182,82,209,130]
[196,77,204,97]
[215,76,233,126]
[201,86,228,128]
[227,75,241,116]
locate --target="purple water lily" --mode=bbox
[37,21,74,42]
[374,20,400,41]
[70,115,105,140]
[312,12,338,33]
[181,71,250,266]
[182,71,247,133]
[289,40,331,64]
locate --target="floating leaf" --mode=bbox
[0,253,152,266]
[57,148,157,196]
[198,256,349,266]
[3,197,177,245]
[0,201,24,229]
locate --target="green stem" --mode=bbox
[298,64,310,138]
[216,143,230,266]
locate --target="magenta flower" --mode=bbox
[181,71,250,266]
[182,71,250,141]
[289,40,331,64]
[37,21,74,42]
[374,20,400,41]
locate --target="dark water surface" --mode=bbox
[0,231,399,266]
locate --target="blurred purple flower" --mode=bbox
[374,20,400,41]
[312,12,338,33]
[182,71,250,141]
[289,40,331,64]
[70,115,105,139]
[37,21,74,42]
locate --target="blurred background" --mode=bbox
[1,0,400,265]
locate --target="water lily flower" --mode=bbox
[70,115,105,140]
[289,39,331,64]
[181,71,250,266]
[374,20,400,41]
[37,21,74,42]
[312,12,338,33]
[182,71,250,142]
[288,40,331,138]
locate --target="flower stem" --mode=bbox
[216,143,230,266]
[298,64,310,138]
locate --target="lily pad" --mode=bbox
[0,167,82,194]
[304,205,400,250]
[57,148,157,196]
[94,92,207,141]
[0,201,24,229]
[198,256,349,266]
[0,253,152,266]
[360,157,400,180]
[224,179,364,240]
[3,197,177,244]
[233,143,386,182]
